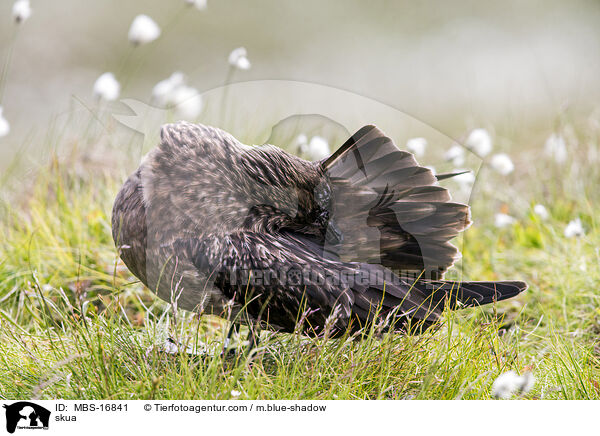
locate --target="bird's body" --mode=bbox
[112,122,526,335]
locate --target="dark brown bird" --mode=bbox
[112,122,526,336]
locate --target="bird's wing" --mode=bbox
[168,231,355,333]
[167,230,452,333]
[322,125,471,279]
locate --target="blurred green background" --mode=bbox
[1,0,599,153]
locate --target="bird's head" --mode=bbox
[276,174,343,246]
[241,147,341,245]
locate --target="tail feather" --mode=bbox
[412,280,528,308]
[351,274,528,328]
[318,125,528,331]
[323,125,471,278]
[435,170,471,181]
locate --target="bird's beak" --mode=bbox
[325,221,343,246]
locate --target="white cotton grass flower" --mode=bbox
[152,72,186,106]
[0,107,10,138]
[170,85,203,120]
[495,213,516,228]
[93,72,120,101]
[128,15,161,45]
[544,133,568,164]
[306,136,331,161]
[491,370,535,399]
[444,144,465,166]
[520,372,535,394]
[564,218,585,238]
[12,0,31,23]
[406,137,427,157]
[489,153,515,175]
[162,340,179,354]
[533,204,549,220]
[296,134,331,161]
[228,47,251,70]
[465,128,493,157]
[185,0,208,10]
[294,133,308,148]
[151,73,203,119]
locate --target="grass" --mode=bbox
[0,114,599,401]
